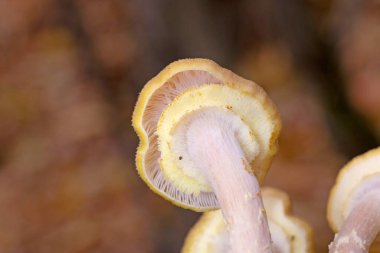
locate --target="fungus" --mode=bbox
[181,187,314,253]
[133,59,281,252]
[327,147,380,253]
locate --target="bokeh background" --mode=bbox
[1,0,380,252]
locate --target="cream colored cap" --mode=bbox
[133,59,281,211]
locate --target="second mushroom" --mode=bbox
[328,147,380,253]
[133,59,281,252]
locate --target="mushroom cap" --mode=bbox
[133,59,281,211]
[181,187,314,253]
[327,147,380,249]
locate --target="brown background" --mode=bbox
[1,0,380,252]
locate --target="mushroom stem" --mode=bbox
[328,189,380,253]
[187,114,273,253]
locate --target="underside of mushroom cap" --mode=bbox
[327,147,380,249]
[181,187,314,253]
[133,59,281,211]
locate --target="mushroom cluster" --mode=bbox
[133,59,281,252]
[181,187,314,253]
[133,58,380,253]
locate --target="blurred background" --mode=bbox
[1,0,380,252]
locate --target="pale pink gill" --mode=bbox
[142,70,222,209]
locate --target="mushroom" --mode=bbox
[133,59,281,252]
[327,147,380,253]
[181,187,314,253]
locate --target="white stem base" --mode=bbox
[329,190,380,253]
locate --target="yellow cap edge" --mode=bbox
[132,58,282,211]
[264,187,315,253]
